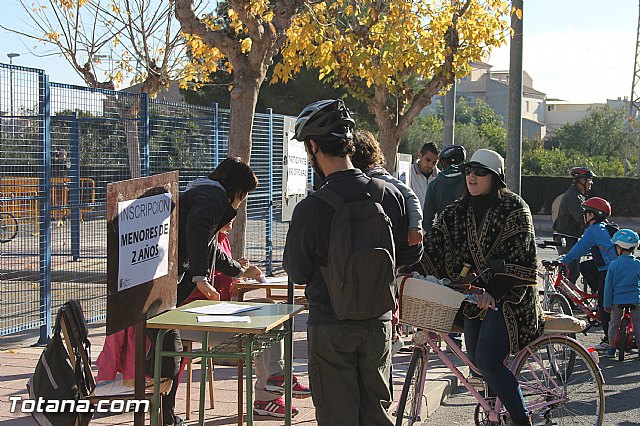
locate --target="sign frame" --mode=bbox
[106,171,179,335]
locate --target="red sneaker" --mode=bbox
[253,397,299,418]
[265,374,311,398]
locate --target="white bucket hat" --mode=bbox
[464,149,506,187]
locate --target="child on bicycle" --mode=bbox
[560,197,618,351]
[603,229,640,358]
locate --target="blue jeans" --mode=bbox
[464,307,528,422]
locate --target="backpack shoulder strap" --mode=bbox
[310,187,345,210]
[367,177,386,204]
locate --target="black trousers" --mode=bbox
[146,328,182,425]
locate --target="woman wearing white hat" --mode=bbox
[415,149,543,426]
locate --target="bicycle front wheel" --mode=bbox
[395,347,426,426]
[515,336,605,425]
[0,212,18,242]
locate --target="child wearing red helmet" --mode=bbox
[561,196,618,351]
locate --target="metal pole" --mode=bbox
[7,53,20,116]
[141,93,150,177]
[38,72,52,345]
[212,102,219,168]
[443,81,456,146]
[507,0,524,194]
[266,109,274,276]
[70,113,81,261]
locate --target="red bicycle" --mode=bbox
[537,240,600,332]
[613,304,636,361]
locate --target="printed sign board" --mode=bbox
[106,172,179,335]
[282,116,308,221]
[285,132,308,196]
[117,193,172,291]
[396,153,413,185]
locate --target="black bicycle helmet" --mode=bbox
[570,166,596,180]
[439,144,466,163]
[294,99,355,142]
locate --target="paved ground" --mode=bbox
[0,307,464,426]
[2,217,640,424]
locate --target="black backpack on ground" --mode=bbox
[27,300,95,426]
[311,178,396,320]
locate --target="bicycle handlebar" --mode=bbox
[536,240,562,248]
[541,259,564,268]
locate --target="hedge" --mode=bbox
[522,176,640,217]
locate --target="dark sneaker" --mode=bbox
[265,374,311,398]
[253,397,299,418]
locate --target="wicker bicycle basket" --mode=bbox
[397,275,466,333]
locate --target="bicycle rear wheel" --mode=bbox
[515,336,605,425]
[618,316,629,362]
[548,293,573,317]
[395,348,426,426]
[0,212,18,242]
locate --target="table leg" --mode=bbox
[237,361,243,426]
[245,335,254,425]
[284,319,293,426]
[199,331,209,426]
[151,329,167,426]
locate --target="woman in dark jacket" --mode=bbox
[156,157,259,426]
[416,149,543,426]
[177,156,261,304]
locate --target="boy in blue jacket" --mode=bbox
[561,197,617,350]
[604,229,640,358]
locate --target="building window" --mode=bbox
[526,101,529,112]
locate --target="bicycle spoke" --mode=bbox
[515,337,604,425]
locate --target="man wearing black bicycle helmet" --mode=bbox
[285,99,422,426]
[552,166,596,285]
[422,144,466,232]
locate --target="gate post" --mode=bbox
[38,72,52,345]
[266,109,274,276]
[69,113,81,261]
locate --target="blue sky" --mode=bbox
[1,0,637,104]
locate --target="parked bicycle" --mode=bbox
[395,272,605,426]
[537,240,600,332]
[0,211,18,242]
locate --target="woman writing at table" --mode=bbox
[179,217,311,418]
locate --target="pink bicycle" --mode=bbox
[395,271,605,425]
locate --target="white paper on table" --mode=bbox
[196,315,251,323]
[264,276,289,284]
[182,302,260,315]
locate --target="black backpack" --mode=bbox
[27,300,95,426]
[592,221,619,267]
[311,178,396,320]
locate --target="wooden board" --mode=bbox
[106,171,179,335]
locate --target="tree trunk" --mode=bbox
[227,72,264,258]
[379,125,403,173]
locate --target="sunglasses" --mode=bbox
[464,166,491,177]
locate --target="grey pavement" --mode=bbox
[0,303,464,426]
[2,215,639,424]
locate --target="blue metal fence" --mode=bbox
[0,63,297,339]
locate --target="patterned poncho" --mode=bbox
[418,191,544,354]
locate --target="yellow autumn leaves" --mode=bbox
[272,0,510,99]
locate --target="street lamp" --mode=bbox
[7,53,20,116]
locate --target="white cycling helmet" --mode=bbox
[464,149,506,186]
